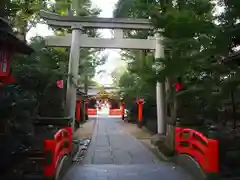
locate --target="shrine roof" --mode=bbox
[0,18,33,55]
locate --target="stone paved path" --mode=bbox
[63,117,195,180]
[84,117,158,164]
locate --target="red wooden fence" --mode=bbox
[121,103,125,120]
[175,127,219,173]
[109,108,121,116]
[44,127,72,177]
[88,108,97,115]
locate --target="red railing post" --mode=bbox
[136,99,144,128]
[138,103,143,122]
[44,127,73,178]
[65,127,73,153]
[206,139,219,173]
[85,100,88,120]
[75,99,81,121]
[44,140,56,177]
[121,102,125,120]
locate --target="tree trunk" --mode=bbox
[84,75,88,94]
[82,75,88,122]
[165,77,177,154]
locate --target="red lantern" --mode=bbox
[175,77,183,92]
[0,47,11,77]
[136,98,145,104]
[56,80,64,88]
[175,82,182,92]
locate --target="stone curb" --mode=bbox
[82,117,98,164]
[140,126,173,162]
[154,146,170,161]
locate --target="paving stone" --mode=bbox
[94,150,112,157]
[95,146,110,151]
[85,117,159,164]
[63,164,195,180]
[93,151,113,164]
[112,150,131,164]
[95,137,109,146]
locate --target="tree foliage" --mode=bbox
[0,0,106,174]
[114,0,240,128]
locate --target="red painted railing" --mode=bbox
[88,108,97,115]
[136,99,144,123]
[121,103,125,119]
[175,127,219,173]
[44,127,72,177]
[109,108,121,116]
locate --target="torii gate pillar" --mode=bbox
[155,32,166,135]
[66,25,82,130]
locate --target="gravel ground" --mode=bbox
[73,119,96,140]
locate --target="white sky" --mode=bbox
[27,0,124,86]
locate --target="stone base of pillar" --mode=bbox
[85,114,88,121]
[151,134,166,146]
[74,120,80,131]
[151,134,175,158]
[137,120,143,128]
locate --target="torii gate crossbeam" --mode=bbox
[39,10,153,29]
[45,34,156,50]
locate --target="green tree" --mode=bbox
[115,0,240,132]
[46,0,105,94]
[0,0,49,41]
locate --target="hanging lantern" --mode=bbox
[0,46,11,77]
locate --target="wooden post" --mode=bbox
[121,102,125,120]
[75,99,81,121]
[137,99,144,128]
[85,100,88,121]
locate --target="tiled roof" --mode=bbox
[77,87,118,96]
[0,18,33,55]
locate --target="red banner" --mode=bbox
[56,80,63,88]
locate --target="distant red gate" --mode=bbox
[88,108,97,115]
[109,108,121,116]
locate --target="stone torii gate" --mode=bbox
[39,10,165,133]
